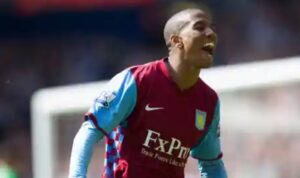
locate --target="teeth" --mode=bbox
[203,42,215,49]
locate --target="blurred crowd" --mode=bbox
[224,132,300,178]
[0,0,300,177]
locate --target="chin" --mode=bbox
[197,56,214,68]
[194,62,212,69]
[200,62,213,68]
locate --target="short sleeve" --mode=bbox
[85,69,137,135]
[191,99,222,160]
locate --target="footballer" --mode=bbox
[69,8,227,178]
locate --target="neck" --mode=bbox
[166,56,200,91]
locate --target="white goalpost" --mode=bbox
[31,56,300,178]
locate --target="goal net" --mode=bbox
[31,56,300,178]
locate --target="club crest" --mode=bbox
[195,109,206,130]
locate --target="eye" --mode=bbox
[194,22,205,32]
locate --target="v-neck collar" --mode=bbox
[157,57,202,96]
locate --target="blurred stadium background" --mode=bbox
[0,0,300,178]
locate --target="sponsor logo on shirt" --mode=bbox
[95,91,117,108]
[145,104,164,111]
[195,109,206,130]
[141,129,190,167]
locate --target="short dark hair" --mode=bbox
[163,8,204,49]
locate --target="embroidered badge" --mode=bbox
[195,109,207,130]
[95,91,117,108]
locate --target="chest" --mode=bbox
[127,80,215,148]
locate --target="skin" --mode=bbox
[164,9,218,91]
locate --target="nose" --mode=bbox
[205,27,217,41]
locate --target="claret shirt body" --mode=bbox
[86,58,222,178]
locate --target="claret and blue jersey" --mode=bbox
[85,58,223,178]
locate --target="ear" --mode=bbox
[170,35,183,49]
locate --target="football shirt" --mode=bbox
[86,58,222,178]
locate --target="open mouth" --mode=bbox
[202,42,215,55]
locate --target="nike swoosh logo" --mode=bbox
[145,104,164,111]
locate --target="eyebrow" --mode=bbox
[192,20,209,27]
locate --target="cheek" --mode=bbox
[182,34,192,48]
[184,34,203,51]
[183,39,197,52]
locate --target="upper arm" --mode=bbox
[191,99,222,160]
[85,69,137,135]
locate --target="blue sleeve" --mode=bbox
[69,120,103,178]
[191,100,227,178]
[191,100,222,160]
[85,69,137,135]
[198,159,227,178]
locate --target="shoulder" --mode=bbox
[128,59,162,85]
[202,80,218,97]
[199,79,219,107]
